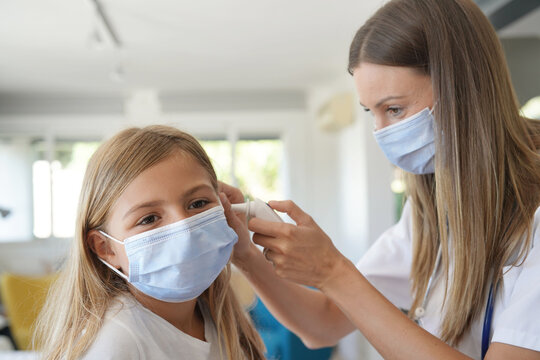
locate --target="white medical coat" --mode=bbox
[356,201,540,359]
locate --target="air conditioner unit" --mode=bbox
[317,92,356,132]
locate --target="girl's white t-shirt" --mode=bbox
[356,201,540,359]
[82,295,222,360]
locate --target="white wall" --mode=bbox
[305,80,393,360]
[334,100,393,360]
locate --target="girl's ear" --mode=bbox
[87,229,117,264]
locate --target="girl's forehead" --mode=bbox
[108,154,215,216]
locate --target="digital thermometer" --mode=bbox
[230,198,283,223]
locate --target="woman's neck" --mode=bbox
[131,288,206,341]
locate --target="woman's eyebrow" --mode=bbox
[123,200,165,220]
[375,95,406,108]
[358,95,406,110]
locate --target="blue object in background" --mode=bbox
[249,297,334,360]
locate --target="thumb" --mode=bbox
[267,200,312,225]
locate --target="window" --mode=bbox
[235,139,283,201]
[521,96,540,119]
[200,140,233,184]
[391,167,406,221]
[32,140,101,238]
[201,137,284,201]
[0,138,34,241]
[1,132,284,242]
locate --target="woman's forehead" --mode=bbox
[353,63,431,107]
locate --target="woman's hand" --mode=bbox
[218,180,244,204]
[249,200,347,290]
[218,181,257,266]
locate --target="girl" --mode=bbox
[34,125,265,360]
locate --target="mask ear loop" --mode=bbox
[97,230,129,281]
[429,101,438,115]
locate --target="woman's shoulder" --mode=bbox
[491,206,540,353]
[501,205,540,277]
[532,205,540,237]
[524,205,540,261]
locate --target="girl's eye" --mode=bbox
[188,199,209,210]
[138,215,159,226]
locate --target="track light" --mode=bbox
[0,208,11,219]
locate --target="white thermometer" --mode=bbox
[230,198,283,223]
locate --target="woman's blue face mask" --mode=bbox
[373,107,435,175]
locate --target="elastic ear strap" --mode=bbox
[98,257,129,281]
[99,230,123,244]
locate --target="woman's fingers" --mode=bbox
[262,247,273,263]
[218,181,244,204]
[252,232,283,253]
[268,200,312,225]
[220,192,240,228]
[248,217,290,238]
[220,192,253,263]
[251,205,344,289]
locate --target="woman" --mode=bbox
[34,126,265,360]
[221,0,540,359]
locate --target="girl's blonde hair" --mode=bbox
[34,125,265,360]
[349,0,540,345]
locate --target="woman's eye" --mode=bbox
[138,215,158,225]
[189,199,209,210]
[387,107,403,117]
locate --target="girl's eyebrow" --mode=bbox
[122,184,215,220]
[123,200,165,220]
[183,183,215,197]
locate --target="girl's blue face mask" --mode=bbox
[98,205,238,303]
[373,107,435,175]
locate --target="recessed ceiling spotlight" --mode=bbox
[110,63,125,83]
[88,28,106,51]
[0,207,11,219]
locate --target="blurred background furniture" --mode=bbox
[249,298,334,360]
[0,273,57,350]
[232,269,334,359]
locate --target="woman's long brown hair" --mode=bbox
[349,0,540,345]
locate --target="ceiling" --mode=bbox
[0,0,537,100]
[0,0,383,97]
[499,5,540,37]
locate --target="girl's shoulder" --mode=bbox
[83,295,221,360]
[80,295,143,359]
